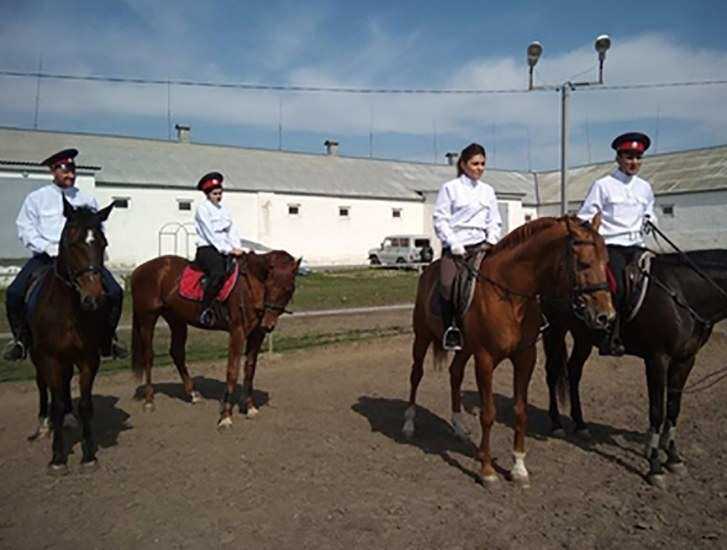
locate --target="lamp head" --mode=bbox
[527,41,543,68]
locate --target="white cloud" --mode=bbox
[1,16,726,169]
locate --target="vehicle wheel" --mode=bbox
[369,255,381,265]
[396,257,406,264]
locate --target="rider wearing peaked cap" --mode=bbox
[193,172,243,327]
[577,132,657,356]
[3,148,127,361]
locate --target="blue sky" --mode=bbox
[2,0,727,170]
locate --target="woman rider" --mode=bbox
[433,143,502,351]
[194,172,243,327]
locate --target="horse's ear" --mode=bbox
[62,194,75,219]
[296,257,302,269]
[96,202,115,222]
[590,211,602,232]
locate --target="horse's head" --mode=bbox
[561,213,615,330]
[259,251,300,332]
[59,196,114,311]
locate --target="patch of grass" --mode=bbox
[0,324,412,383]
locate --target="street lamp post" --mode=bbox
[527,35,612,215]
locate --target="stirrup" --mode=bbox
[199,308,216,327]
[442,326,463,351]
[3,340,27,361]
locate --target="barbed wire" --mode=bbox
[2,69,727,95]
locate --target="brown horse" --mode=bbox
[28,199,115,474]
[404,214,614,486]
[130,250,299,428]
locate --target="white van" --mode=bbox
[368,234,434,266]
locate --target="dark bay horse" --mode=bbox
[29,199,115,474]
[543,248,727,488]
[405,214,614,486]
[130,250,300,428]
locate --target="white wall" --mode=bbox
[653,191,727,250]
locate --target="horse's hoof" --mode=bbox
[143,401,155,413]
[47,463,69,477]
[217,416,233,430]
[550,427,566,438]
[575,428,592,441]
[511,472,531,488]
[190,391,202,404]
[666,461,688,476]
[80,459,98,473]
[648,473,667,489]
[477,471,499,485]
[63,414,79,430]
[402,425,414,439]
[245,406,259,419]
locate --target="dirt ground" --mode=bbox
[1,314,726,549]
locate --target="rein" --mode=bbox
[644,221,727,327]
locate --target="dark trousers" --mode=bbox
[5,254,123,343]
[607,244,643,312]
[195,246,227,307]
[5,254,53,340]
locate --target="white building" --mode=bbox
[1,126,725,270]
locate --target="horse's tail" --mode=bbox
[131,309,144,380]
[431,341,449,372]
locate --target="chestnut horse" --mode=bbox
[404,214,614,486]
[130,251,300,428]
[28,199,115,474]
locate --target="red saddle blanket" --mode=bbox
[178,264,239,302]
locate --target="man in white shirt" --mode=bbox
[433,143,502,350]
[3,148,127,361]
[577,132,656,355]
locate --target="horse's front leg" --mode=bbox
[473,350,497,483]
[218,325,245,430]
[644,354,669,488]
[510,345,537,486]
[46,359,72,475]
[241,328,266,418]
[77,355,100,470]
[567,332,594,438]
[543,325,568,436]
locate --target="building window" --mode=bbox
[339,206,350,217]
[661,204,675,217]
[392,208,402,219]
[112,197,130,209]
[524,214,533,222]
[288,204,300,216]
[178,199,192,211]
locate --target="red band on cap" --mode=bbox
[618,141,646,153]
[201,179,220,192]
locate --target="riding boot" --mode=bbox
[598,315,625,357]
[3,316,29,361]
[199,283,220,328]
[441,299,463,351]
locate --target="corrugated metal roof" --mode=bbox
[3,127,725,206]
[537,145,727,204]
[0,127,528,202]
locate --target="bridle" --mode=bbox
[563,217,611,321]
[55,225,105,294]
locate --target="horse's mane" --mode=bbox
[489,216,562,255]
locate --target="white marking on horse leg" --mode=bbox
[660,425,676,450]
[511,451,529,483]
[451,412,469,440]
[190,391,202,404]
[246,405,259,418]
[402,405,416,438]
[644,430,660,458]
[217,416,233,430]
[29,417,51,440]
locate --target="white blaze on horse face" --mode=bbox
[85,229,95,245]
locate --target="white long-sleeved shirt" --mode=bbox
[577,169,657,246]
[16,184,99,257]
[433,174,502,248]
[194,199,241,254]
